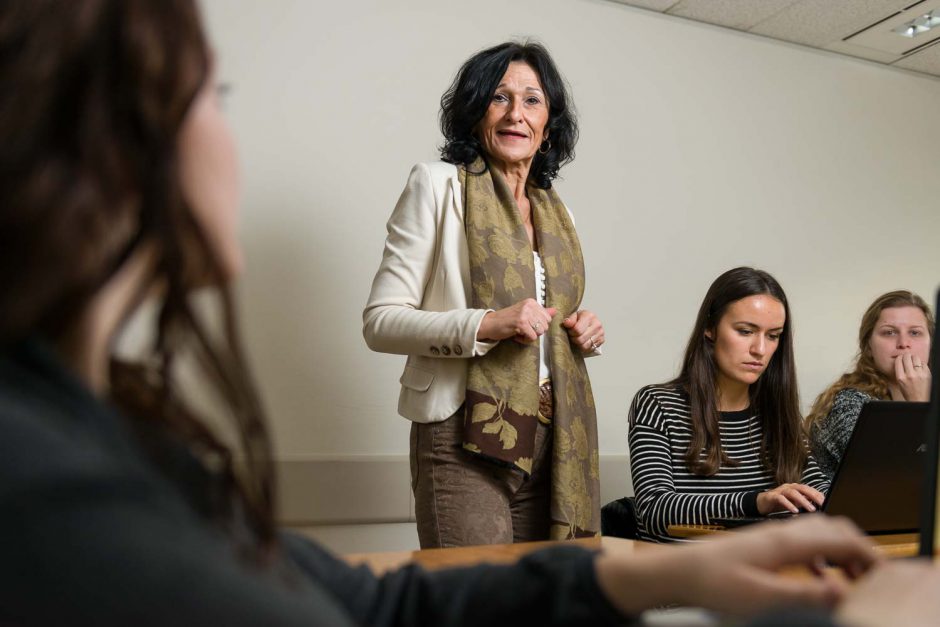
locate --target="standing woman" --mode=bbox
[628,268,829,543]
[807,291,933,480]
[364,42,605,547]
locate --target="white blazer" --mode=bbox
[363,161,593,423]
[363,162,493,423]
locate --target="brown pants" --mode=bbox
[410,411,553,548]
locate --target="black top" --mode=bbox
[0,339,626,626]
[809,388,872,481]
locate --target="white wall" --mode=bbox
[200,0,940,551]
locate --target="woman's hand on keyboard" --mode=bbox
[757,483,825,515]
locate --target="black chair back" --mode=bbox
[601,496,638,539]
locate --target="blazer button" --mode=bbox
[441,346,451,356]
[430,346,440,356]
[454,344,463,356]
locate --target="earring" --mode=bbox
[538,139,551,155]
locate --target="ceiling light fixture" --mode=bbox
[893,10,940,38]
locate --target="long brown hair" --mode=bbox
[671,267,805,483]
[805,290,935,430]
[0,1,276,550]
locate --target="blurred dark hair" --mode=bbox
[671,267,805,484]
[439,40,577,189]
[0,0,275,552]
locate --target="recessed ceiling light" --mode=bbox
[893,10,940,38]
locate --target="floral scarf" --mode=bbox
[460,158,600,539]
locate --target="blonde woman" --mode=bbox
[807,291,934,480]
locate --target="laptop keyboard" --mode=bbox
[711,510,818,528]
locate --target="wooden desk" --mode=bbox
[344,528,920,578]
[667,524,920,558]
[344,536,658,574]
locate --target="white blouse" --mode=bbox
[533,251,550,383]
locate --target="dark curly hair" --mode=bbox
[439,41,577,189]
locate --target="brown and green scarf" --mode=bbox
[460,158,600,540]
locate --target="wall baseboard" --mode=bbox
[276,455,632,526]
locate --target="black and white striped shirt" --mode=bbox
[628,384,830,543]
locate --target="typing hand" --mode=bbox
[757,483,825,515]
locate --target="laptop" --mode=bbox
[918,290,940,556]
[823,400,929,534]
[714,400,930,534]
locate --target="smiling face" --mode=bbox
[868,306,931,379]
[708,295,787,389]
[476,61,549,172]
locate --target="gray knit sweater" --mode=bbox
[808,388,872,481]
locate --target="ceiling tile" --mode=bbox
[843,2,940,56]
[667,0,800,31]
[893,40,940,76]
[601,0,940,78]
[749,0,911,47]
[604,0,679,11]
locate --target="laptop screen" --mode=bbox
[918,289,940,556]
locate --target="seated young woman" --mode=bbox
[806,291,934,481]
[628,267,830,543]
